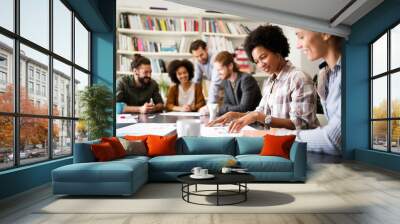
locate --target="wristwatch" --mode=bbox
[264,115,272,129]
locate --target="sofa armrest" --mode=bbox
[73,140,100,163]
[289,142,307,181]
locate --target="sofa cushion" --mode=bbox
[147,135,177,157]
[119,138,147,156]
[236,137,263,155]
[148,154,235,172]
[115,155,150,163]
[176,137,236,155]
[101,137,127,158]
[260,134,296,159]
[53,159,147,183]
[91,142,118,162]
[236,155,293,172]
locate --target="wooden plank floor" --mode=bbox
[1,153,400,224]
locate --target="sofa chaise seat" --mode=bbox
[52,156,148,196]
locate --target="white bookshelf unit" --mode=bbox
[116,8,262,85]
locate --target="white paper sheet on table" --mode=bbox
[160,112,201,117]
[116,123,176,137]
[200,125,256,137]
[117,114,138,124]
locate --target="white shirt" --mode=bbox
[178,83,195,106]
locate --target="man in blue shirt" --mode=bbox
[189,40,222,113]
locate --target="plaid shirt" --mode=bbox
[255,61,319,130]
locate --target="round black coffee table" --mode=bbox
[177,173,255,206]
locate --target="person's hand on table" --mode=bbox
[198,105,209,115]
[228,113,257,133]
[140,102,154,114]
[207,111,243,127]
[180,105,191,112]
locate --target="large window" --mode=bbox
[0,0,91,170]
[370,23,400,153]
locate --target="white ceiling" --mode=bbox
[225,0,352,22]
[118,0,384,37]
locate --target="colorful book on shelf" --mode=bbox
[137,38,144,51]
[196,20,199,32]
[146,16,153,30]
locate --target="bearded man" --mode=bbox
[116,54,164,113]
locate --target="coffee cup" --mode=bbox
[199,169,208,176]
[207,103,219,121]
[191,167,202,176]
[221,167,232,174]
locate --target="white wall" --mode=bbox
[281,25,320,78]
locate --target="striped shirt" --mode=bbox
[277,59,342,155]
[255,61,319,130]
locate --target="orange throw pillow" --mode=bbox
[146,135,177,157]
[91,142,117,161]
[259,134,296,159]
[101,137,126,158]
[124,135,149,142]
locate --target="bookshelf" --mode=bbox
[116,8,261,81]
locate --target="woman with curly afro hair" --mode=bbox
[166,59,205,112]
[208,25,319,134]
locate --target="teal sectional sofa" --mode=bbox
[52,137,307,196]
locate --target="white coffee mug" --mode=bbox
[191,167,202,176]
[200,169,208,176]
[176,119,201,138]
[207,103,219,121]
[221,167,232,174]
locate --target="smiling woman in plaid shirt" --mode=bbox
[208,25,319,132]
[273,29,343,155]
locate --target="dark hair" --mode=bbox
[167,59,194,84]
[131,54,151,70]
[189,39,207,53]
[214,51,239,72]
[244,25,290,62]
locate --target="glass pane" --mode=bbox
[372,33,387,76]
[75,120,88,143]
[20,44,49,115]
[20,0,49,49]
[53,59,72,117]
[391,72,400,118]
[372,77,387,119]
[0,0,14,31]
[74,69,89,118]
[20,117,49,165]
[0,116,14,170]
[0,35,14,112]
[53,0,72,60]
[391,24,400,70]
[372,121,388,151]
[391,120,400,153]
[53,119,72,158]
[75,18,89,70]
